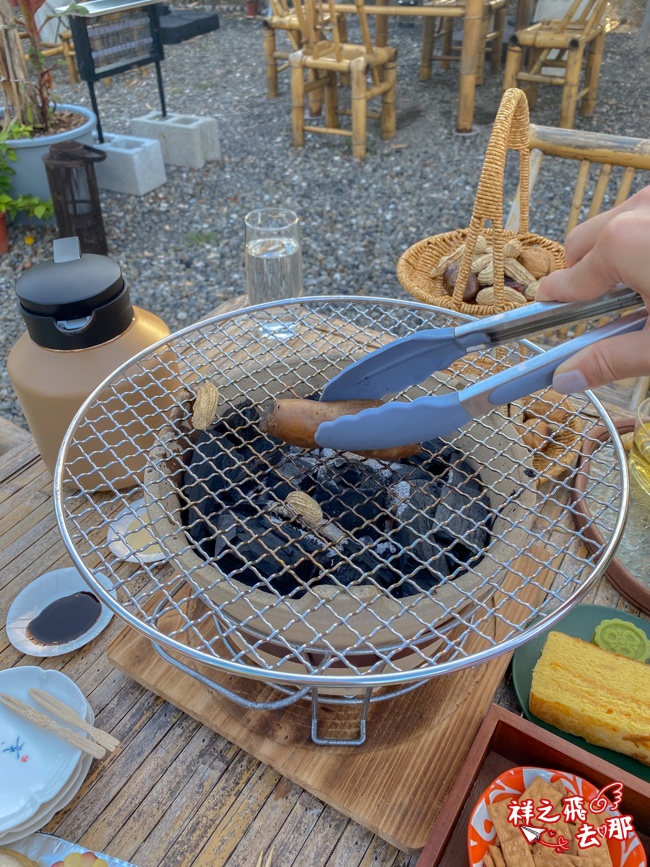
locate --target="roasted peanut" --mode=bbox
[285,491,323,526]
[432,243,466,278]
[503,238,524,259]
[504,257,536,286]
[477,262,494,286]
[192,382,220,430]
[525,279,540,301]
[471,253,493,274]
[476,286,527,307]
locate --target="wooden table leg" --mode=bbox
[457,0,483,132]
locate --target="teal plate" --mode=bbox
[511,603,650,784]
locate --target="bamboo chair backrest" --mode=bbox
[543,0,607,35]
[507,124,650,235]
[270,0,290,16]
[294,0,377,61]
[506,124,650,343]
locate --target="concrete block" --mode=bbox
[130,112,221,169]
[93,133,167,196]
[198,117,221,162]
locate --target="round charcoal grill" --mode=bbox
[54,297,629,745]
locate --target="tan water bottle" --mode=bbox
[7,237,176,490]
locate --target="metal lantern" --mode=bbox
[43,142,108,255]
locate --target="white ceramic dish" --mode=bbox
[6,567,115,658]
[0,705,94,846]
[0,668,89,834]
[106,497,167,564]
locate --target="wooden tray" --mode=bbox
[106,543,559,854]
[416,704,650,866]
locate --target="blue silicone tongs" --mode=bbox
[314,288,646,451]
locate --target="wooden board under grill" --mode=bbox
[107,538,562,854]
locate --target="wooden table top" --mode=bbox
[0,296,647,867]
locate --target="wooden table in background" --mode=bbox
[0,296,646,866]
[333,0,493,133]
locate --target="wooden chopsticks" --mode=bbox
[0,693,106,759]
[256,849,274,867]
[29,687,120,752]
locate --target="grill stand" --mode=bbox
[148,592,426,745]
[56,298,629,750]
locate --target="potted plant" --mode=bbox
[0,0,96,205]
[0,126,54,249]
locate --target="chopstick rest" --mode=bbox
[0,692,106,759]
[29,687,120,752]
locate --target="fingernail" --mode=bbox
[553,369,589,394]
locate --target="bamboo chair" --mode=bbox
[419,0,508,86]
[289,0,397,159]
[264,0,346,98]
[506,123,650,409]
[502,0,608,129]
[20,30,78,84]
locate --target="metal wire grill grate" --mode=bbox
[55,297,628,698]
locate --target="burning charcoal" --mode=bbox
[390,463,435,485]
[322,544,387,588]
[406,438,459,478]
[211,511,241,558]
[432,479,492,578]
[182,398,494,603]
[392,490,451,586]
[213,512,325,596]
[256,467,297,509]
[218,399,280,465]
[306,461,389,537]
[184,430,252,553]
[432,487,485,545]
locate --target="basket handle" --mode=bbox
[452,88,531,310]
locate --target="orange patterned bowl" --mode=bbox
[467,766,646,866]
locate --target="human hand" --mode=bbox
[536,185,650,394]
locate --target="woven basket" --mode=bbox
[397,88,566,316]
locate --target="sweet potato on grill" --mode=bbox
[258,398,420,461]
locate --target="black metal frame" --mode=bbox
[69,4,167,142]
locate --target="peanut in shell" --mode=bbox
[475,286,526,307]
[432,244,465,278]
[285,491,323,527]
[192,382,220,430]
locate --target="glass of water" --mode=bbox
[244,207,303,305]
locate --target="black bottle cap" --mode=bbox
[15,237,134,350]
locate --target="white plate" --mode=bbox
[0,705,94,846]
[106,497,167,564]
[0,668,89,834]
[6,567,115,658]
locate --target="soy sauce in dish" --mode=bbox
[27,591,102,645]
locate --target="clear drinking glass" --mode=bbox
[629,397,650,499]
[244,207,303,305]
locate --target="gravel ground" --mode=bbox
[1,2,649,427]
